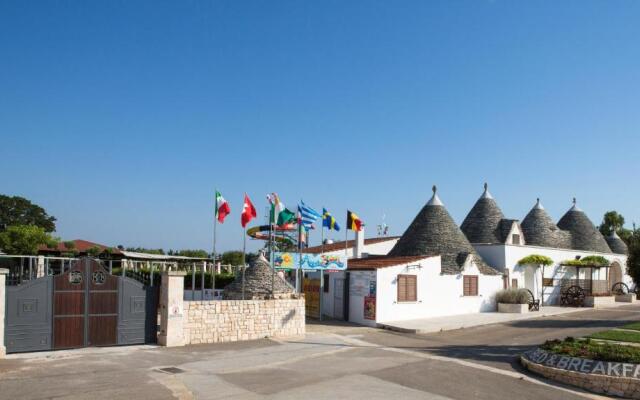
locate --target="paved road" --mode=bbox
[2,304,640,399]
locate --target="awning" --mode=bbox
[119,250,209,261]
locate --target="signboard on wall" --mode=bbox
[349,271,375,296]
[273,252,347,271]
[364,296,376,320]
[303,278,321,319]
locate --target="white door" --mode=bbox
[334,278,344,320]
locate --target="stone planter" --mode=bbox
[584,295,616,308]
[521,348,640,398]
[615,294,637,303]
[498,303,528,313]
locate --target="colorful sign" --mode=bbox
[274,252,347,271]
[303,278,321,319]
[364,296,376,320]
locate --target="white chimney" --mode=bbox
[354,227,365,258]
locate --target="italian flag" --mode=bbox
[269,193,296,226]
[215,191,231,223]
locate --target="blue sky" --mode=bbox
[1,1,638,252]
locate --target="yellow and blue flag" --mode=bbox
[322,208,340,231]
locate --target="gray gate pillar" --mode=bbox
[158,271,186,347]
[0,268,8,357]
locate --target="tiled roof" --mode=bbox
[347,255,435,270]
[606,231,629,255]
[557,200,612,254]
[223,254,294,299]
[388,187,500,276]
[521,200,571,249]
[461,184,507,244]
[301,236,400,254]
[38,239,122,254]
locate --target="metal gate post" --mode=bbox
[0,268,8,357]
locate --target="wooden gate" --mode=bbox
[5,257,158,353]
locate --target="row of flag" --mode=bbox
[214,191,363,232]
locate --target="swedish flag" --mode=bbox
[322,208,340,231]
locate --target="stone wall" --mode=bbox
[183,299,305,345]
[521,348,640,398]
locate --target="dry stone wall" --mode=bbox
[521,348,640,398]
[183,299,305,344]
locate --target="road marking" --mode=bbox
[332,334,608,400]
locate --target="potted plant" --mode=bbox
[496,289,531,313]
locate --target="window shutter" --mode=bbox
[463,275,478,296]
[397,275,417,302]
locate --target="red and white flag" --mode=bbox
[241,193,257,228]
[215,191,231,223]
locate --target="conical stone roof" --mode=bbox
[388,186,499,275]
[606,231,628,255]
[461,183,507,244]
[521,199,571,249]
[223,254,295,300]
[557,199,612,253]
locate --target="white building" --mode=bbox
[320,184,632,326]
[461,184,631,306]
[321,186,503,326]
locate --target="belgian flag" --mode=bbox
[347,210,363,231]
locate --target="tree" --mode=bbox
[221,251,245,266]
[0,225,59,255]
[628,239,640,287]
[0,195,57,232]
[599,211,633,244]
[86,246,102,257]
[125,247,165,255]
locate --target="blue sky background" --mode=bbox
[1,1,638,252]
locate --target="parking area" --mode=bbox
[3,304,640,399]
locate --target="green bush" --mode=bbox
[562,256,610,267]
[542,337,640,363]
[495,288,530,304]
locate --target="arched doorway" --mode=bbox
[609,261,623,289]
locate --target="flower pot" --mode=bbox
[498,303,529,313]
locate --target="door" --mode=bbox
[334,278,344,320]
[53,260,86,349]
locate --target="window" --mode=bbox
[323,274,330,293]
[463,275,478,296]
[512,234,521,245]
[543,278,554,287]
[503,270,510,289]
[397,274,417,302]
[511,278,518,288]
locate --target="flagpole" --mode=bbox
[271,206,275,298]
[321,224,324,255]
[297,215,302,293]
[212,190,217,299]
[242,225,246,301]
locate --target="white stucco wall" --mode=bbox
[375,257,503,323]
[474,244,630,305]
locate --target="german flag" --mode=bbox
[346,210,363,231]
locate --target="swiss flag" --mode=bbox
[241,194,257,228]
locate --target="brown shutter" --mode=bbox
[463,275,478,296]
[397,274,417,302]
